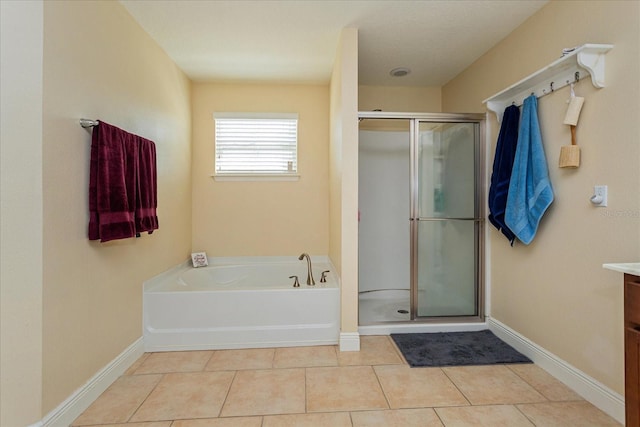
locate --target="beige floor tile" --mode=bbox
[351,408,443,426]
[338,336,403,366]
[273,345,338,368]
[435,405,535,426]
[124,353,151,375]
[517,401,622,426]
[306,366,389,412]
[72,374,162,425]
[172,417,262,427]
[220,368,305,417]
[130,371,235,421]
[443,365,547,405]
[374,365,469,408]
[78,339,614,427]
[205,348,275,371]
[508,364,583,401]
[133,351,213,374]
[263,412,352,427]
[85,423,171,427]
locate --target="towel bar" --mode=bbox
[80,118,99,128]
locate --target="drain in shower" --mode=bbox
[397,309,409,314]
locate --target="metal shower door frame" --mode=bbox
[359,111,486,324]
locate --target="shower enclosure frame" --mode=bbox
[358,111,486,325]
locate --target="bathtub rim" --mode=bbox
[143,255,340,293]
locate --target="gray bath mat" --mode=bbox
[391,330,532,367]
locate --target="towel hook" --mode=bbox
[550,81,555,92]
[574,71,580,83]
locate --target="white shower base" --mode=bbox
[360,321,488,336]
[358,288,485,335]
[359,289,410,324]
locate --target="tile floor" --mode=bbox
[72,336,621,426]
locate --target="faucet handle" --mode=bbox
[289,275,300,287]
[320,270,330,283]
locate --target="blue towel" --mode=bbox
[505,95,554,245]
[488,105,520,244]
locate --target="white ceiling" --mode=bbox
[120,0,547,86]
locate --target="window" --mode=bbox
[214,113,298,180]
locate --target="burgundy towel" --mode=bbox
[135,135,159,234]
[89,121,137,242]
[88,121,158,242]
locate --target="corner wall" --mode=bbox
[190,83,329,257]
[0,2,44,425]
[41,1,192,414]
[329,28,360,345]
[443,0,640,395]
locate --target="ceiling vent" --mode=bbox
[389,67,411,77]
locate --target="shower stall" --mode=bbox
[358,112,485,327]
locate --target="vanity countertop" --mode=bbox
[603,263,640,276]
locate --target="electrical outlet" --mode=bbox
[592,185,608,207]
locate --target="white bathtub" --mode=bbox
[143,257,340,351]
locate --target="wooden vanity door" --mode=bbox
[625,275,640,427]
[626,326,640,427]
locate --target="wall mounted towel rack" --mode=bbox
[483,44,613,122]
[80,118,98,128]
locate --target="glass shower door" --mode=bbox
[413,122,480,318]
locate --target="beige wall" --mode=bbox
[191,83,329,256]
[359,85,442,113]
[0,2,44,425]
[329,57,344,276]
[330,28,360,336]
[41,0,192,414]
[443,0,640,394]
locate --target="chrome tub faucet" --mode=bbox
[298,253,315,286]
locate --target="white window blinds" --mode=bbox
[214,113,298,175]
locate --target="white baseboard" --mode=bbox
[359,322,487,336]
[488,317,625,424]
[339,331,360,351]
[145,337,338,352]
[31,337,144,427]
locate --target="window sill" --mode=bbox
[211,173,300,182]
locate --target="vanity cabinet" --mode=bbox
[625,273,640,427]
